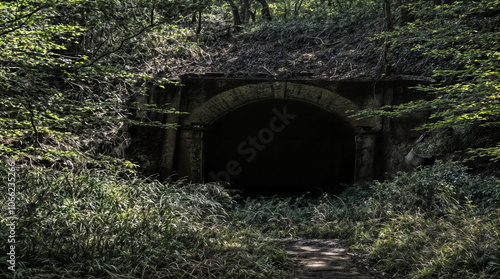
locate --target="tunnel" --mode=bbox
[203,99,356,196]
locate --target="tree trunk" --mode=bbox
[382,0,393,75]
[243,0,252,22]
[383,0,392,31]
[249,10,256,22]
[192,0,198,24]
[192,0,203,33]
[294,0,304,17]
[196,10,202,34]
[281,0,289,19]
[227,0,242,25]
[256,0,272,21]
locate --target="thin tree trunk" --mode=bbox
[196,10,202,34]
[227,0,242,25]
[294,0,304,17]
[281,0,289,19]
[249,10,256,22]
[192,0,198,24]
[256,0,272,21]
[243,0,252,22]
[383,0,392,31]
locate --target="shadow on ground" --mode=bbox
[283,238,387,279]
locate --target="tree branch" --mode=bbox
[21,99,40,148]
[79,22,158,69]
[0,7,44,37]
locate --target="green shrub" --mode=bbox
[367,161,500,217]
[3,160,498,278]
[350,161,500,278]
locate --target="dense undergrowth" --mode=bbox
[233,161,500,279]
[2,161,499,278]
[0,165,288,278]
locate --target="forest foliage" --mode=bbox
[0,0,188,169]
[2,0,498,163]
[1,0,500,278]
[367,0,500,161]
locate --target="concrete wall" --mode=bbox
[130,76,428,189]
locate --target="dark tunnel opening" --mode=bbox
[203,99,356,197]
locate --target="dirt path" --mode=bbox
[283,238,385,279]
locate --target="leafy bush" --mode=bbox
[349,161,500,278]
[368,161,500,217]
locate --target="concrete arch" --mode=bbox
[135,78,428,188]
[187,81,372,129]
[170,80,381,186]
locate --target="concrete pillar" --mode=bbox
[186,129,204,183]
[159,89,182,179]
[160,122,180,179]
[354,132,378,183]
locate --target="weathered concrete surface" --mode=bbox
[129,76,428,193]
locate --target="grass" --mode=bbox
[1,161,499,278]
[0,166,287,278]
[232,161,500,279]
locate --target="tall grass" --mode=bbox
[0,166,287,278]
[2,161,499,278]
[232,161,500,279]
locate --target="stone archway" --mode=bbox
[176,82,379,190]
[186,81,370,128]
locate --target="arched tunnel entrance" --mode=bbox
[204,99,356,196]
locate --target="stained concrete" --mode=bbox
[129,77,429,195]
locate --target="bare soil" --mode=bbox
[283,238,387,279]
